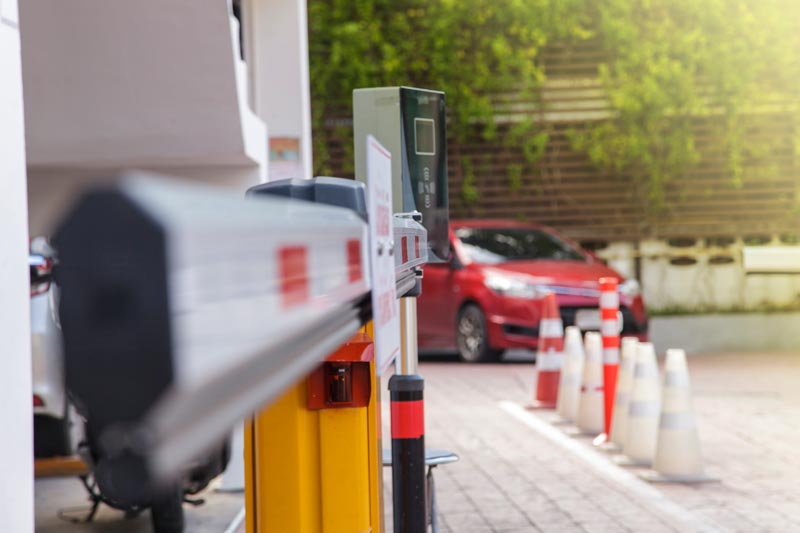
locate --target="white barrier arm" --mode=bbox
[56,174,370,483]
[55,173,429,485]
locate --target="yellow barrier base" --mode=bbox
[246,331,382,533]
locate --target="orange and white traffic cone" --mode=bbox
[575,331,604,435]
[607,337,639,450]
[598,277,620,443]
[531,292,564,409]
[617,342,660,466]
[642,349,716,483]
[556,326,584,422]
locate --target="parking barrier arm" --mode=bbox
[55,172,427,489]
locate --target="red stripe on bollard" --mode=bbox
[389,375,426,532]
[391,399,425,440]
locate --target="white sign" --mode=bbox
[366,135,401,375]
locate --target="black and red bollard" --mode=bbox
[389,373,426,532]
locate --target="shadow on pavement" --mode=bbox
[419,349,536,364]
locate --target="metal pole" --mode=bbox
[397,297,419,375]
[389,295,426,532]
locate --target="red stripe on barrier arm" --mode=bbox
[347,239,362,282]
[401,236,409,263]
[279,245,309,308]
[390,400,424,439]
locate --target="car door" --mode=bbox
[417,246,459,349]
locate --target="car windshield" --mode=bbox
[455,227,587,264]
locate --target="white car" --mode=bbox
[30,237,81,458]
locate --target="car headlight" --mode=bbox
[618,278,641,298]
[484,273,539,299]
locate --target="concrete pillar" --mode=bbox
[244,0,313,180]
[0,1,33,530]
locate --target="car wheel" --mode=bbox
[456,304,503,363]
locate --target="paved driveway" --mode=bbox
[35,351,800,532]
[381,351,800,532]
[34,477,242,533]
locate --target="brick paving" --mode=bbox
[382,351,800,533]
[34,351,800,532]
[34,477,243,532]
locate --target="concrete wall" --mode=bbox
[19,0,269,238]
[0,0,33,529]
[594,238,800,312]
[650,313,800,354]
[245,0,313,180]
[20,0,266,171]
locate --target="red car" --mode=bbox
[417,220,648,362]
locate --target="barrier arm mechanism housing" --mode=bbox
[55,172,431,504]
[55,172,371,494]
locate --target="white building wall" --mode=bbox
[245,0,313,181]
[20,0,266,170]
[0,0,33,529]
[20,0,268,236]
[27,166,266,237]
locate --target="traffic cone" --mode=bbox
[575,331,604,436]
[642,349,716,483]
[556,326,584,422]
[607,337,639,450]
[599,277,620,437]
[531,292,563,409]
[617,342,660,466]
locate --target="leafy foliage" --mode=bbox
[308,0,589,175]
[570,0,800,203]
[308,0,800,202]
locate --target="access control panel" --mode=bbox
[354,86,449,262]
